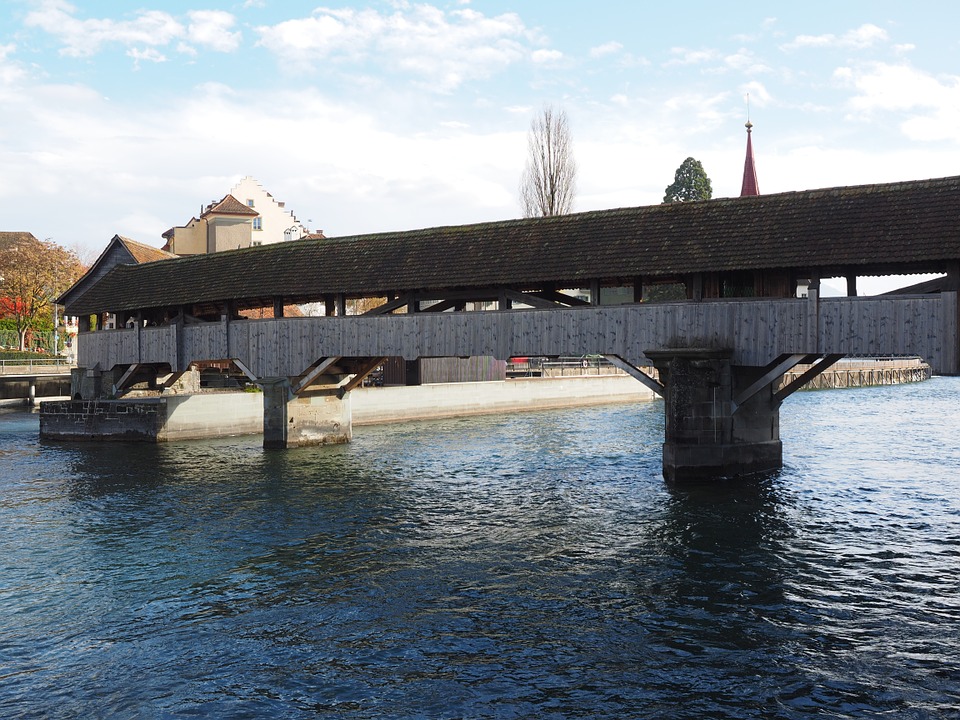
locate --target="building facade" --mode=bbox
[228,176,311,245]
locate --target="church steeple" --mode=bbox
[740,120,759,197]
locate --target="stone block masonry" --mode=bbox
[40,399,166,442]
[40,393,263,442]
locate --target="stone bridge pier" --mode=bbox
[261,377,352,449]
[647,349,788,482]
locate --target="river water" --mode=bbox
[1,379,959,719]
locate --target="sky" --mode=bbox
[3,1,960,293]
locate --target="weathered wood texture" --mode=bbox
[78,294,959,377]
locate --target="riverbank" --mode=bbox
[353,374,654,425]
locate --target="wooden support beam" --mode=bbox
[361,294,414,316]
[589,280,601,306]
[732,354,808,412]
[633,277,643,303]
[502,289,567,309]
[232,358,259,384]
[421,298,459,313]
[688,273,703,301]
[273,298,285,318]
[774,354,845,402]
[846,273,858,297]
[292,356,341,396]
[534,289,591,307]
[112,363,141,396]
[338,357,388,396]
[604,355,664,397]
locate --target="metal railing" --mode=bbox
[507,356,629,378]
[0,357,74,374]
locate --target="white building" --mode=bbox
[228,176,311,245]
[162,177,317,255]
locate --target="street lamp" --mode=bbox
[53,298,59,357]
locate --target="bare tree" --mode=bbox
[519,105,577,217]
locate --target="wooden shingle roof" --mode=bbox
[116,236,178,264]
[65,175,960,316]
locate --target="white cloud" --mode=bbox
[187,10,242,53]
[255,5,537,92]
[531,49,563,64]
[741,81,772,107]
[662,91,732,130]
[590,41,622,58]
[723,49,770,74]
[665,48,719,67]
[782,23,889,51]
[667,46,768,75]
[837,62,960,142]
[0,43,27,85]
[23,1,240,59]
[128,47,167,67]
[25,1,183,57]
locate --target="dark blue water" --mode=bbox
[2,379,959,719]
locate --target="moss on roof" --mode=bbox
[65,175,960,316]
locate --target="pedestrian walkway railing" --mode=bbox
[0,358,74,374]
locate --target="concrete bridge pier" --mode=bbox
[647,349,783,482]
[261,377,352,449]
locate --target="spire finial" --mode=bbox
[740,97,759,197]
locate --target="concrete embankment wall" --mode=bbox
[352,375,653,424]
[40,393,264,442]
[0,374,71,407]
[39,375,654,441]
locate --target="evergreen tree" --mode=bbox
[663,157,712,203]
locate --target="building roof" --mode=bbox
[116,236,178,264]
[56,234,176,307]
[740,122,759,197]
[202,194,259,218]
[64,175,960,316]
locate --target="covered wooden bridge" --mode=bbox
[50,175,960,480]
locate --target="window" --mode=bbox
[252,240,262,247]
[253,217,262,231]
[246,199,255,207]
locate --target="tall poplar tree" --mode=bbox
[519,105,577,217]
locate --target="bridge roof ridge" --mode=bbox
[64,174,960,316]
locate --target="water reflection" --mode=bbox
[2,385,960,718]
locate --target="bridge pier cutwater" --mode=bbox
[648,349,784,482]
[261,377,352,449]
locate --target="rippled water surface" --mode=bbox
[2,379,959,718]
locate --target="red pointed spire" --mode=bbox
[740,121,759,197]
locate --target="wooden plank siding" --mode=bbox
[78,295,957,377]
